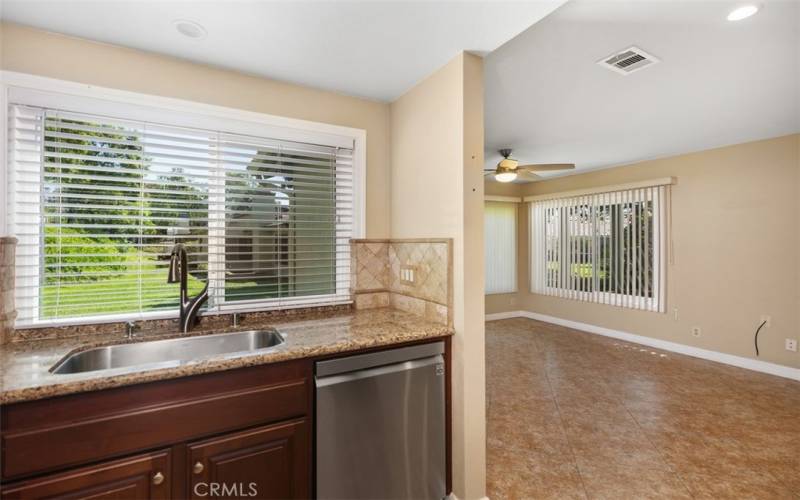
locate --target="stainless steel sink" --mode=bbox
[50,329,285,375]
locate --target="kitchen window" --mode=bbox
[484,200,517,294]
[529,183,669,312]
[5,80,363,326]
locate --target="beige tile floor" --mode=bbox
[486,318,800,500]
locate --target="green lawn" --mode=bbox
[546,261,608,279]
[570,263,608,279]
[41,258,279,318]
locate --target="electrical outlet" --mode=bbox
[691,326,701,337]
[760,315,772,327]
[786,339,798,352]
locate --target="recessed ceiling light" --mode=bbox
[173,19,207,39]
[727,5,759,21]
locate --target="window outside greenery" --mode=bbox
[39,114,338,320]
[543,202,655,298]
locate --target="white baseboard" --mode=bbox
[446,494,489,500]
[485,310,526,321]
[486,310,800,382]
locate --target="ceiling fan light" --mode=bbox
[495,171,517,183]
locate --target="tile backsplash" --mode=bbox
[389,241,449,305]
[353,241,390,291]
[351,239,452,326]
[0,237,17,345]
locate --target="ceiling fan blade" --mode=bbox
[519,163,576,172]
[516,170,542,182]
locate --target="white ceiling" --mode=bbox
[485,0,800,178]
[0,0,565,102]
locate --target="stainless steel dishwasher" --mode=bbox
[315,341,446,500]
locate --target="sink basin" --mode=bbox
[50,329,285,375]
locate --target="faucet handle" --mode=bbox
[125,321,140,339]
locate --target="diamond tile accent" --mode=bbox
[350,239,451,325]
[351,241,389,292]
[389,242,448,305]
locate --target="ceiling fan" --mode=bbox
[484,149,575,183]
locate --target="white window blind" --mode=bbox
[484,201,517,294]
[530,185,667,312]
[8,105,354,326]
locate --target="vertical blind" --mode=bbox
[530,186,667,312]
[484,201,517,294]
[8,105,354,326]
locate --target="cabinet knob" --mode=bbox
[152,472,165,486]
[193,461,205,474]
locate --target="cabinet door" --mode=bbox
[187,419,309,500]
[1,449,171,500]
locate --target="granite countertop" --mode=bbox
[0,308,452,405]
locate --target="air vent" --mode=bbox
[598,46,660,75]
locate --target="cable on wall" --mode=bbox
[754,320,767,356]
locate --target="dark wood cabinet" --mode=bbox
[1,449,171,500]
[1,362,309,480]
[187,419,309,500]
[1,419,308,500]
[1,360,311,500]
[1,337,451,499]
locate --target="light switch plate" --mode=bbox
[400,265,416,285]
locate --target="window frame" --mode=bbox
[1,71,367,327]
[529,184,669,313]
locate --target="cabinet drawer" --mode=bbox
[2,360,310,480]
[1,449,171,500]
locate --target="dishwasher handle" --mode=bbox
[315,354,444,389]
[316,341,444,377]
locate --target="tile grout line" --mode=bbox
[594,338,708,498]
[533,319,697,498]
[488,318,800,498]
[603,334,798,498]
[531,325,592,500]
[593,341,698,498]
[622,422,696,498]
[699,366,800,495]
[615,389,697,498]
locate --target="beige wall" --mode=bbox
[0,22,391,238]
[391,52,486,499]
[486,134,800,369]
